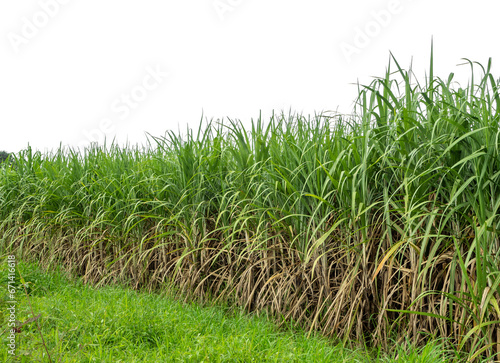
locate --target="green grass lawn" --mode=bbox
[0,260,454,363]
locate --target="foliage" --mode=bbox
[0,151,11,164]
[1,48,499,361]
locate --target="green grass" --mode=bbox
[1,45,500,361]
[0,260,452,362]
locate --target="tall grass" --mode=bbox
[1,49,499,361]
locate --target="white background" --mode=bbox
[1,0,499,152]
